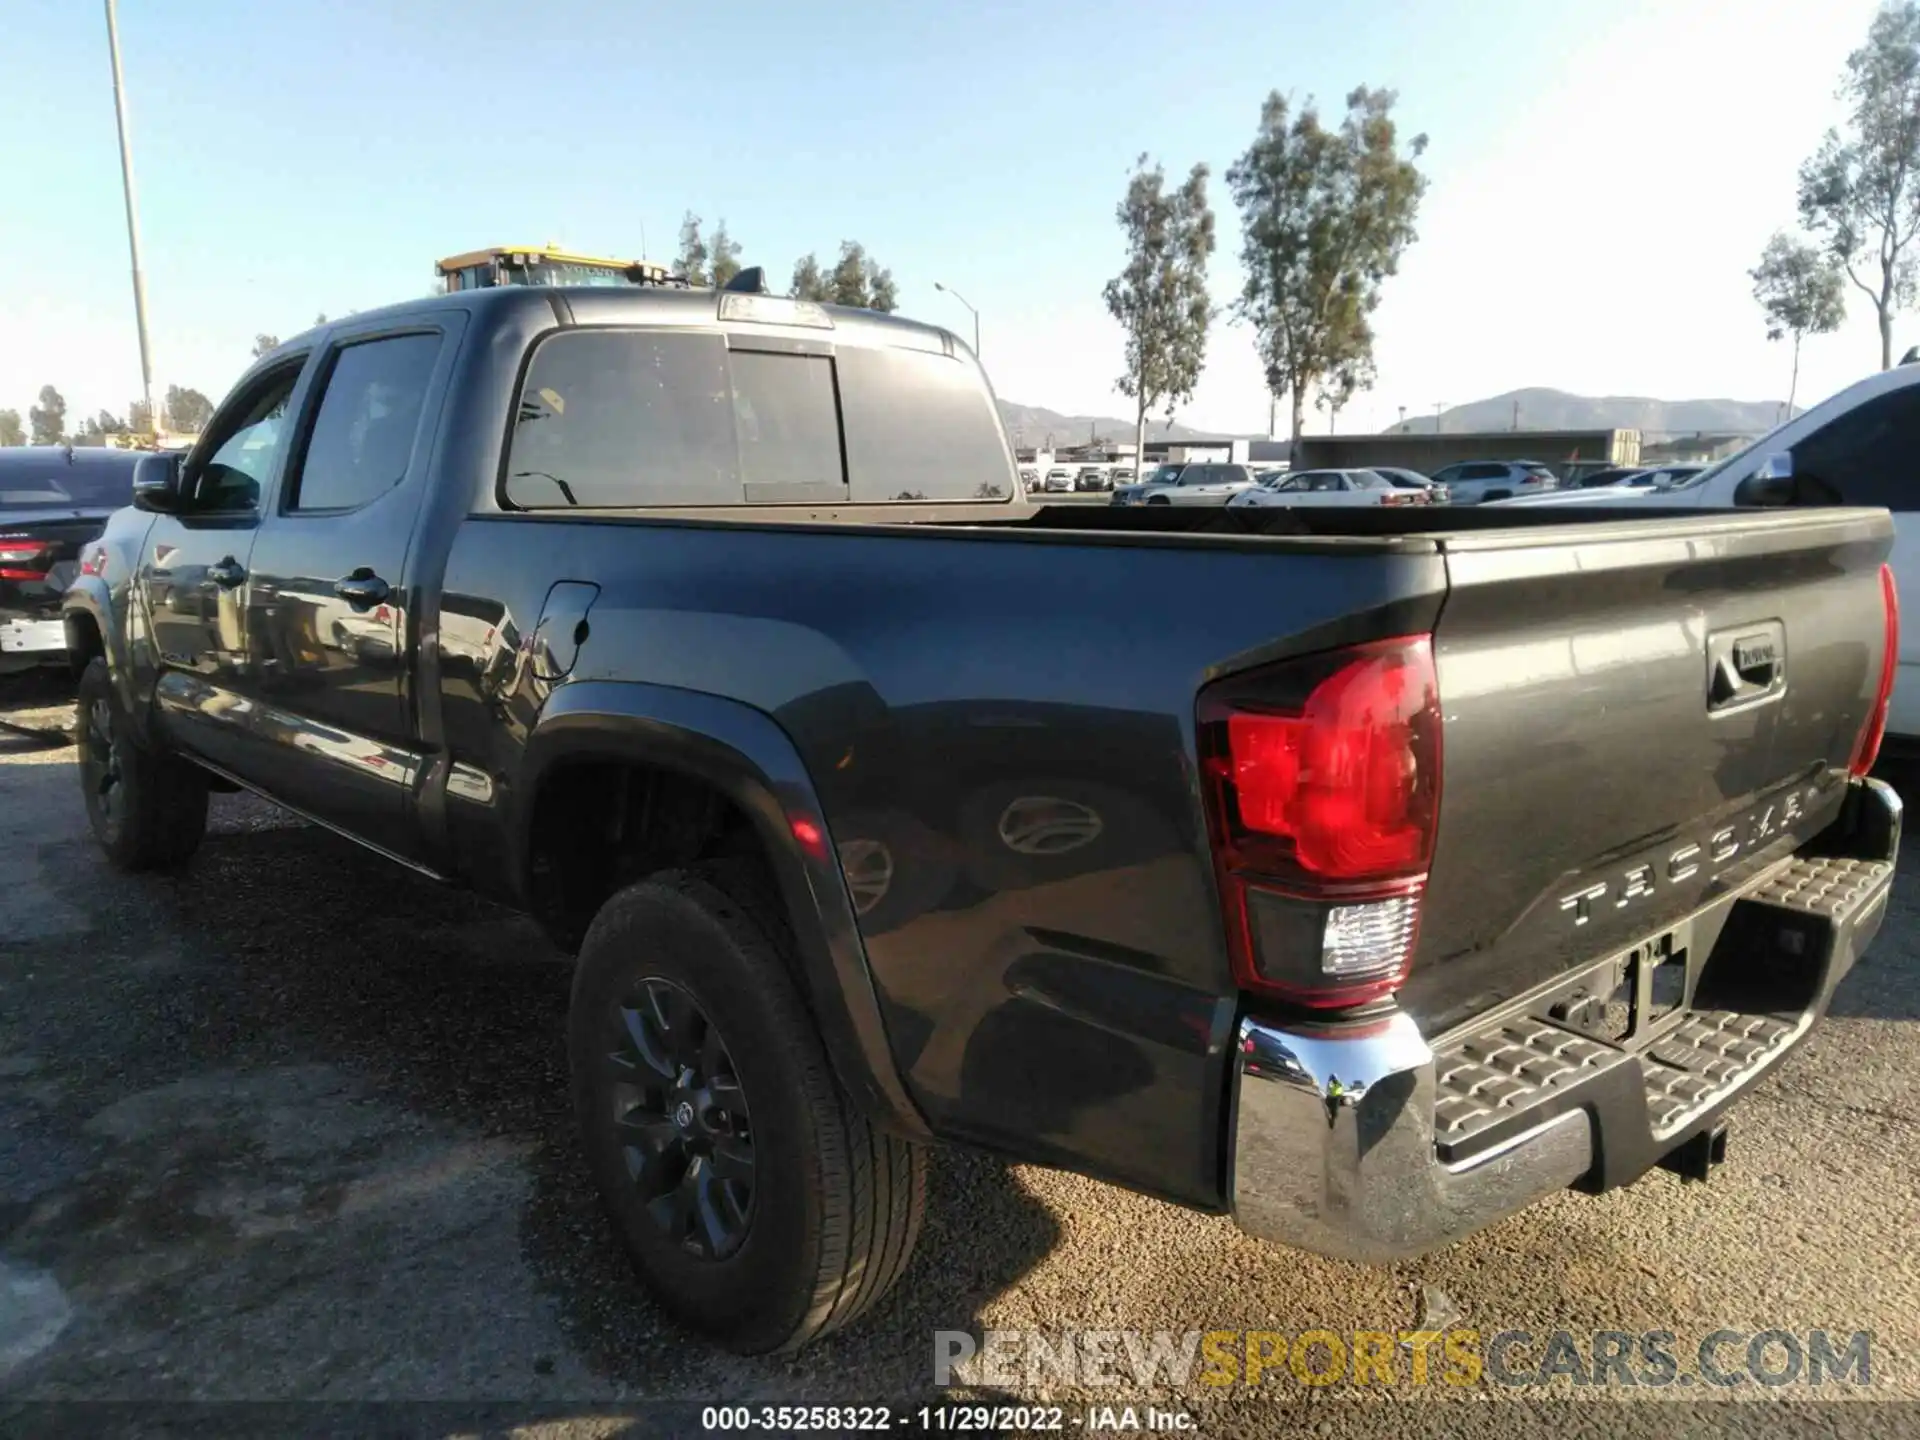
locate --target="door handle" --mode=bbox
[334,570,391,610]
[208,557,247,589]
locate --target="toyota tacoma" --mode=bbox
[64,282,1902,1354]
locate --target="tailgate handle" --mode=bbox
[1707,623,1786,712]
[1733,642,1778,687]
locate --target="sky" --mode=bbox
[0,0,1896,439]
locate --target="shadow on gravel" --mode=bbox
[0,670,76,749]
[1825,946,1920,1021]
[28,816,1061,1394]
[519,1130,1061,1394]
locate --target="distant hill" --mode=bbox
[994,399,1255,446]
[997,386,1792,451]
[1389,388,1789,437]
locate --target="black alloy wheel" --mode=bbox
[79,691,124,837]
[605,976,754,1260]
[569,866,927,1353]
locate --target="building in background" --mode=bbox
[1290,428,1641,477]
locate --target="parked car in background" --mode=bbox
[1111,461,1261,506]
[1018,466,1040,493]
[1491,465,1710,508]
[1,447,140,675]
[1043,467,1075,493]
[1109,465,1138,487]
[1075,466,1112,492]
[1569,466,1644,489]
[1111,463,1184,504]
[1637,465,1704,489]
[1426,459,1559,504]
[1369,466,1450,504]
[1229,468,1431,509]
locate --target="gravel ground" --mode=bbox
[2,670,1917,1438]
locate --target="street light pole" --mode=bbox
[104,0,156,435]
[933,282,980,356]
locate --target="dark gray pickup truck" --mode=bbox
[63,283,1901,1354]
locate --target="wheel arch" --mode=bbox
[61,583,146,731]
[519,680,929,1138]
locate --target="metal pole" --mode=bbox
[104,0,155,435]
[934,282,980,356]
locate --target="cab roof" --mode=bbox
[281,285,966,359]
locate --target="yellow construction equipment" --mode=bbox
[435,244,679,292]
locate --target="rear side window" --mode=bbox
[836,345,1014,501]
[505,330,738,507]
[290,333,442,512]
[1461,462,1505,480]
[1791,385,1920,511]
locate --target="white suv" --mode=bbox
[1426,459,1559,504]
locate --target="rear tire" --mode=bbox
[569,865,926,1354]
[1146,495,1170,506]
[76,657,209,871]
[1484,490,1511,502]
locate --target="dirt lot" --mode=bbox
[2,671,1917,1437]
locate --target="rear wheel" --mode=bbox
[1146,495,1170,506]
[569,866,926,1353]
[1483,490,1511,502]
[76,657,209,871]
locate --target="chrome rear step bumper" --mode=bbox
[1228,778,1899,1263]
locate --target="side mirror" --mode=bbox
[1734,452,1799,507]
[131,451,186,514]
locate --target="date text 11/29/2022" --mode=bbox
[701,1405,1195,1432]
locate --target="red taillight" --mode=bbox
[0,541,52,580]
[1199,636,1443,1007]
[1851,563,1900,776]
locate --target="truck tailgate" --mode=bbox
[1402,507,1894,1032]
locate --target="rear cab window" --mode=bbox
[502,326,1015,509]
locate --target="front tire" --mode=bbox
[76,656,209,871]
[569,866,926,1354]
